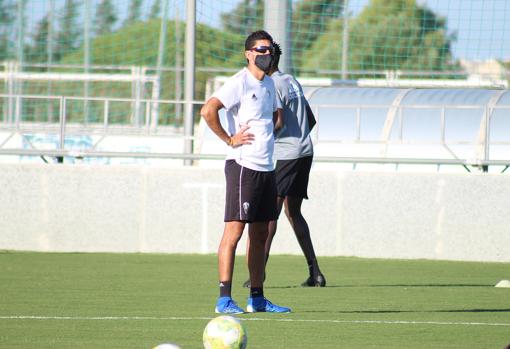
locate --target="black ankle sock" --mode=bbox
[219,281,232,298]
[307,259,315,277]
[250,287,263,298]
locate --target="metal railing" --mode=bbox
[1,93,510,171]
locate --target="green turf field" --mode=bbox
[0,251,509,348]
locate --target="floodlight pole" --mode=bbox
[184,0,195,166]
[47,0,54,65]
[47,0,55,122]
[15,0,25,125]
[153,0,169,128]
[264,0,291,74]
[341,0,350,80]
[84,0,91,124]
[174,2,182,124]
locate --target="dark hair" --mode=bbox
[271,42,282,70]
[245,30,273,50]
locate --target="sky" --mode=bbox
[24,0,510,61]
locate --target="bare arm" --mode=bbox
[273,108,284,134]
[200,97,254,147]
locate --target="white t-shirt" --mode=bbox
[212,68,281,171]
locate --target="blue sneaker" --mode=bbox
[246,297,291,313]
[215,297,244,314]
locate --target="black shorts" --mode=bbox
[275,155,313,199]
[224,160,278,222]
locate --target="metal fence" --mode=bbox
[1,93,509,172]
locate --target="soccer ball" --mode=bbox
[203,315,247,349]
[152,344,182,349]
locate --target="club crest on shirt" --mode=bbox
[251,93,257,101]
[242,202,250,215]
[288,81,303,100]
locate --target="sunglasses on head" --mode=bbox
[248,45,274,54]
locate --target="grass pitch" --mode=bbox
[0,251,509,348]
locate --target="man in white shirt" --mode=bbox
[200,30,291,314]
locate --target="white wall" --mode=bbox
[1,163,509,262]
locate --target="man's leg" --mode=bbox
[216,221,245,314]
[284,196,326,287]
[245,221,291,313]
[264,195,286,258]
[247,221,269,288]
[219,221,245,284]
[243,196,285,288]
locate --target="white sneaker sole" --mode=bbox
[215,307,244,314]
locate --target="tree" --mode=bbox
[60,19,244,124]
[27,15,50,63]
[220,0,264,36]
[0,0,13,26]
[95,0,117,35]
[291,0,344,68]
[56,0,80,60]
[149,0,160,20]
[219,0,343,69]
[124,0,143,26]
[301,0,457,77]
[0,0,15,61]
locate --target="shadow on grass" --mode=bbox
[266,283,491,289]
[438,308,510,313]
[300,308,510,314]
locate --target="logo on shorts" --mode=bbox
[242,202,250,215]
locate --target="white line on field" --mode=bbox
[0,316,509,327]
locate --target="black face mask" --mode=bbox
[254,54,273,73]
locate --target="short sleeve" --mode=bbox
[212,77,241,111]
[274,91,282,112]
[272,77,285,111]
